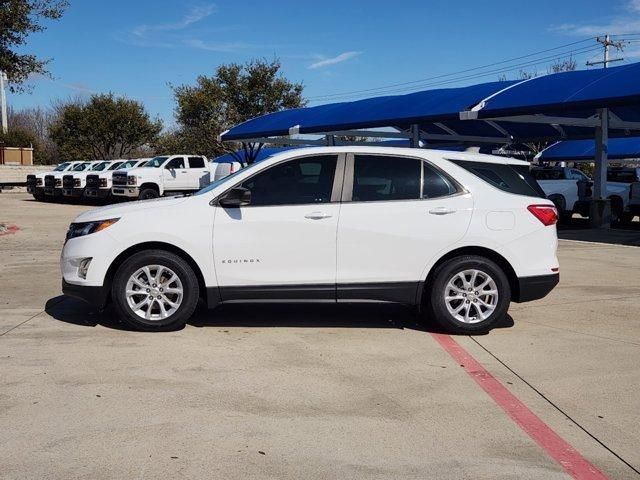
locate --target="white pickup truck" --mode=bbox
[608,167,640,221]
[532,166,631,223]
[111,155,211,200]
[27,161,83,201]
[62,160,124,200]
[84,159,150,201]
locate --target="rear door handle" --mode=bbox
[429,207,456,215]
[305,211,332,220]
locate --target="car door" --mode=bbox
[163,157,187,189]
[213,153,344,300]
[187,156,211,189]
[336,153,473,304]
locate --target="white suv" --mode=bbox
[61,147,559,333]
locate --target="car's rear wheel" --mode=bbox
[426,255,511,334]
[112,250,199,331]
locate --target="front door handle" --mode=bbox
[305,211,332,220]
[429,207,456,215]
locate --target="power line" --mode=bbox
[308,38,595,102]
[310,46,602,103]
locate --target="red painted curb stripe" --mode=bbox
[431,333,608,480]
[0,224,19,236]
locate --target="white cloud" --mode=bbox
[132,4,216,38]
[308,51,362,69]
[552,0,640,36]
[184,38,251,53]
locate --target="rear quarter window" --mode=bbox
[451,160,546,198]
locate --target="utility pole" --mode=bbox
[0,71,8,134]
[586,35,625,68]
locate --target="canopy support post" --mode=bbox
[589,108,611,229]
[326,134,336,146]
[410,124,420,148]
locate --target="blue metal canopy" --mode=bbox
[221,62,640,145]
[221,80,518,142]
[538,137,640,161]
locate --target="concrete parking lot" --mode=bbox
[1,192,639,479]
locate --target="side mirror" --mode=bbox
[219,187,251,208]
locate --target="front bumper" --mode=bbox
[112,186,139,197]
[44,187,62,197]
[84,187,111,199]
[62,188,84,197]
[62,279,109,310]
[513,273,559,303]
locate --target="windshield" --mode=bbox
[108,162,123,170]
[89,162,110,171]
[54,162,71,172]
[144,156,169,168]
[116,160,138,170]
[195,162,262,196]
[72,163,91,171]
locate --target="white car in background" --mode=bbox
[44,161,93,199]
[62,160,124,200]
[84,159,150,201]
[111,155,211,200]
[27,161,84,201]
[61,146,559,334]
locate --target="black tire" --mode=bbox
[33,192,45,201]
[549,195,572,224]
[111,249,199,331]
[139,188,159,200]
[425,255,511,334]
[609,197,624,225]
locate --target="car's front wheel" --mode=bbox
[111,250,199,331]
[426,255,511,334]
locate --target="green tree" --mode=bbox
[171,58,306,159]
[50,93,163,160]
[0,0,68,92]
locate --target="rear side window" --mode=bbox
[607,170,638,183]
[188,157,205,168]
[452,160,545,198]
[422,162,459,198]
[353,155,421,202]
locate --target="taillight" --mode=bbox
[528,204,558,226]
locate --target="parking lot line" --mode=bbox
[431,333,608,480]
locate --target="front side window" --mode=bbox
[165,157,185,169]
[352,155,421,202]
[239,155,337,206]
[188,157,205,168]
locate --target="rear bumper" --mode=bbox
[62,279,109,310]
[514,273,559,303]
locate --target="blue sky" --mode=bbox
[8,0,640,127]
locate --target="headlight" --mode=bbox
[99,178,108,187]
[127,176,137,185]
[66,218,119,242]
[74,178,81,187]
[36,178,43,186]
